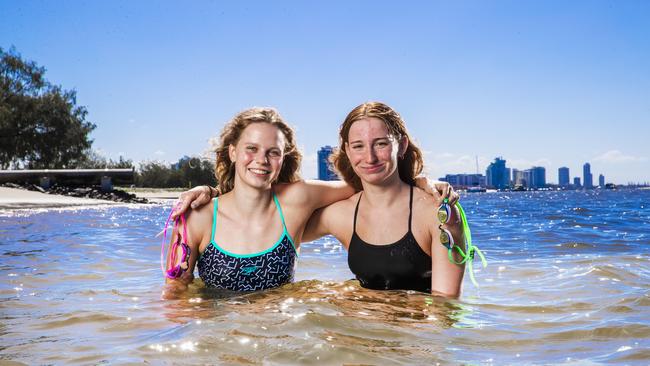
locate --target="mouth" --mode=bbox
[360,164,384,173]
[248,168,271,176]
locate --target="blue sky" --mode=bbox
[2,1,649,184]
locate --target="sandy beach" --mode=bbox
[0,187,179,210]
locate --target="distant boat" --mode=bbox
[466,186,486,193]
[605,183,617,190]
[512,184,526,192]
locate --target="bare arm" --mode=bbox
[171,185,215,220]
[163,207,207,297]
[173,180,355,220]
[295,180,356,210]
[302,206,330,243]
[430,204,465,298]
[173,179,456,220]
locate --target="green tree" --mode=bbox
[0,47,96,169]
[134,157,215,188]
[136,161,172,188]
[175,156,216,188]
[77,149,134,169]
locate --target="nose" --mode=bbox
[256,151,269,164]
[365,147,377,163]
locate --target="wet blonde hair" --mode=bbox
[214,107,302,194]
[330,102,424,191]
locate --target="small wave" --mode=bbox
[543,324,650,341]
[555,242,597,250]
[34,312,122,330]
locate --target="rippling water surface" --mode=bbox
[1,190,649,365]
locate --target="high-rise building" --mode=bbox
[574,177,581,187]
[511,167,545,189]
[530,166,546,188]
[486,157,510,189]
[558,167,570,187]
[512,169,529,188]
[583,162,593,189]
[317,146,339,181]
[599,174,605,187]
[442,174,486,188]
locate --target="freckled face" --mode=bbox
[345,117,405,186]
[229,122,286,190]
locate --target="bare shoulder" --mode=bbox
[323,191,359,225]
[185,199,214,237]
[327,191,361,213]
[412,186,441,211]
[273,181,309,206]
[319,191,360,242]
[412,187,442,228]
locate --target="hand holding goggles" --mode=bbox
[160,203,191,279]
[437,198,487,286]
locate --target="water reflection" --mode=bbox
[1,191,649,364]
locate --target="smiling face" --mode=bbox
[345,117,407,187]
[229,122,286,190]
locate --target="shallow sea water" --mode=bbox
[1,190,649,365]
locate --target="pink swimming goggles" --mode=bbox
[160,203,191,279]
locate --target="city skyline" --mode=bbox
[442,156,619,189]
[2,1,648,184]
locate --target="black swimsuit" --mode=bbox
[347,185,432,293]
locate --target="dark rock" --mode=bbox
[2,182,149,204]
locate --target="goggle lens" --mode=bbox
[437,203,451,223]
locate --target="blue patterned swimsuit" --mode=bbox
[197,194,297,292]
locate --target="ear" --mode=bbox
[398,135,409,157]
[228,144,236,162]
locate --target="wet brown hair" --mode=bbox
[330,102,423,191]
[214,107,302,194]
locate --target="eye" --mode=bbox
[375,141,390,148]
[351,144,363,150]
[268,149,282,157]
[246,146,257,152]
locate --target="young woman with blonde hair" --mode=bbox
[164,107,355,293]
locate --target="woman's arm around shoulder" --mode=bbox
[274,180,355,212]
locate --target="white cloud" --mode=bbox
[593,150,648,163]
[154,150,165,156]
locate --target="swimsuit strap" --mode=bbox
[408,185,414,232]
[353,192,363,232]
[210,197,218,243]
[272,192,288,233]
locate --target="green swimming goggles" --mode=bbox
[437,198,487,286]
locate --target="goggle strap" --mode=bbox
[452,202,488,286]
[160,202,189,278]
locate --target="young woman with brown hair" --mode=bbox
[302,102,466,297]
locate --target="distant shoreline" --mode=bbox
[0,187,180,210]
